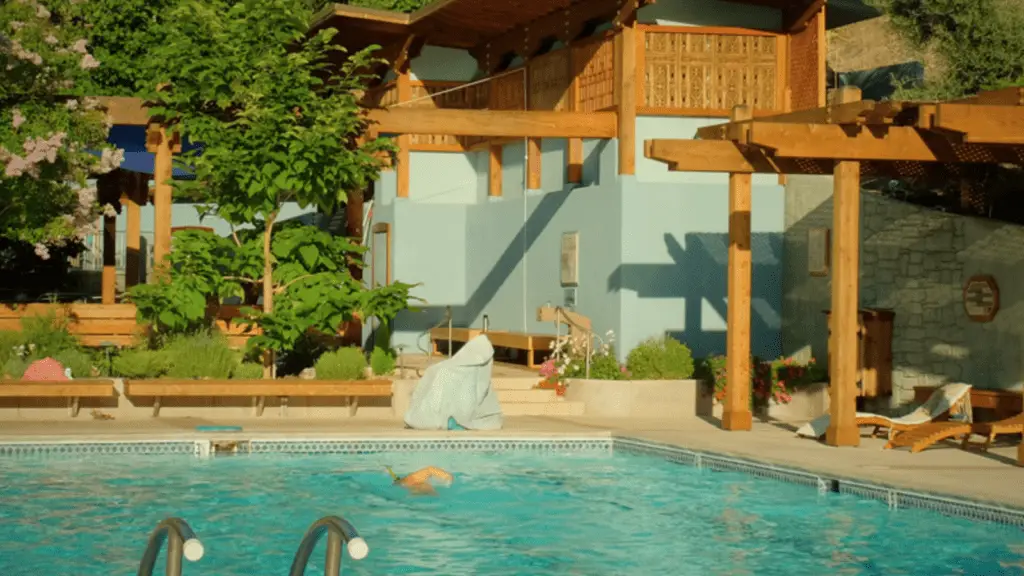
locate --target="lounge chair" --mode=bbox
[795,382,973,440]
[886,411,1024,453]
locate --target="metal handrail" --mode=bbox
[288,516,369,576]
[137,517,204,576]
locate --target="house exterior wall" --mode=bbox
[783,178,1024,403]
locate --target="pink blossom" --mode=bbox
[71,39,88,54]
[33,244,51,260]
[10,40,43,65]
[82,97,99,111]
[11,108,25,129]
[102,203,118,218]
[97,147,124,174]
[10,21,26,31]
[4,155,29,177]
[66,99,79,110]
[44,34,58,45]
[36,4,51,19]
[79,54,99,69]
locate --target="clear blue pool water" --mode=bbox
[0,450,1021,575]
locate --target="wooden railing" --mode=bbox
[362,25,807,153]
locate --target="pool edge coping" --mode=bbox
[0,433,1021,527]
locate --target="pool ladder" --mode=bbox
[136,515,369,576]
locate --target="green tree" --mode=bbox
[139,0,395,375]
[868,0,1024,98]
[0,0,122,251]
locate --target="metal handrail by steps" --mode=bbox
[136,517,204,576]
[288,516,369,576]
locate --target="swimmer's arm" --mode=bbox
[402,466,454,485]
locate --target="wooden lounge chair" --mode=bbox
[429,328,555,368]
[886,412,1024,453]
[796,383,973,440]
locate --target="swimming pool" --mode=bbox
[0,442,1021,575]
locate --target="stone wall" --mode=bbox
[783,176,1024,405]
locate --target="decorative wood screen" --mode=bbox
[641,27,781,115]
[788,12,824,111]
[572,34,616,112]
[528,49,572,111]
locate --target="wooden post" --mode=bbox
[396,68,412,199]
[567,41,583,184]
[826,86,863,448]
[146,125,177,271]
[615,23,637,175]
[722,105,754,432]
[101,211,117,304]
[489,145,503,197]
[526,138,542,190]
[124,181,142,288]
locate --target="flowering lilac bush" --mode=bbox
[1,0,123,253]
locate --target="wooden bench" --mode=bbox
[429,328,554,368]
[0,380,117,416]
[124,379,393,417]
[914,386,1022,421]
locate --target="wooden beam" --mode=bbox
[385,34,425,75]
[527,138,542,190]
[816,7,827,108]
[933,104,1024,145]
[366,108,618,138]
[567,138,583,183]
[826,86,862,448]
[97,96,150,126]
[616,23,638,175]
[785,0,825,32]
[743,122,1007,164]
[396,69,412,199]
[488,144,502,197]
[695,100,881,140]
[645,139,782,173]
[952,87,1024,106]
[145,125,178,270]
[124,196,140,290]
[101,212,117,305]
[722,105,754,433]
[613,0,649,28]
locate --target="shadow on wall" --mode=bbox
[782,178,1024,401]
[390,185,575,351]
[608,232,783,359]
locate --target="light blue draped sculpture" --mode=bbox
[404,334,504,430]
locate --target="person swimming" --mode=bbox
[386,465,454,496]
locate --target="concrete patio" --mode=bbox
[0,415,1019,509]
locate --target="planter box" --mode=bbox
[705,382,830,423]
[0,378,397,420]
[563,379,706,419]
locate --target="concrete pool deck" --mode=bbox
[0,416,1019,509]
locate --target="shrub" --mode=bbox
[232,362,264,379]
[163,333,238,379]
[52,349,97,379]
[112,349,171,379]
[626,336,695,380]
[1,357,28,379]
[0,331,22,367]
[701,355,823,407]
[315,347,367,380]
[369,347,396,377]
[19,312,79,358]
[545,330,624,382]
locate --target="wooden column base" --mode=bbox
[825,422,861,447]
[721,410,753,431]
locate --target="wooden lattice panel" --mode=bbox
[491,71,527,111]
[528,49,572,111]
[573,36,615,112]
[407,82,478,149]
[644,31,778,112]
[789,15,821,111]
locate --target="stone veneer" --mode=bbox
[783,176,1024,406]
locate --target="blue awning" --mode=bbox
[93,125,204,180]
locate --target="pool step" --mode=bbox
[492,377,541,391]
[501,400,585,417]
[497,389,558,403]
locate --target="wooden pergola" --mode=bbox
[645,86,1024,454]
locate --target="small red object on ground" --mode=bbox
[22,358,68,381]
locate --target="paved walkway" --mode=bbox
[0,416,1019,508]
